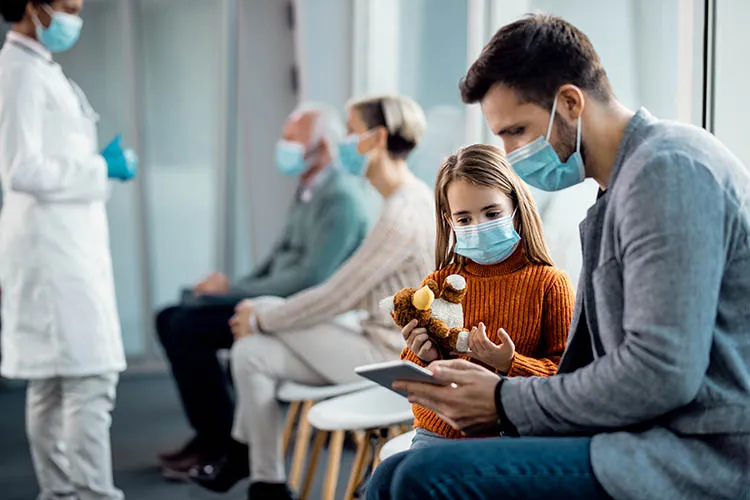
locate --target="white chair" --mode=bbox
[301,386,414,500]
[277,380,375,491]
[379,429,416,463]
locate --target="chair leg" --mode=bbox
[322,430,345,500]
[282,401,302,457]
[288,400,314,490]
[300,429,328,500]
[344,430,372,500]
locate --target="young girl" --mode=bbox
[400,143,575,448]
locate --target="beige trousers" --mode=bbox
[230,318,394,483]
[26,373,123,500]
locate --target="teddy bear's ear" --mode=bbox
[424,279,439,296]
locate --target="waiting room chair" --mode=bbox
[277,380,375,491]
[301,386,413,500]
[378,429,416,463]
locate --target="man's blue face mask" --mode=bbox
[506,96,585,192]
[275,140,309,176]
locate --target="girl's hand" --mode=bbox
[402,319,439,363]
[466,323,515,373]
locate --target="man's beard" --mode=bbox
[552,113,586,164]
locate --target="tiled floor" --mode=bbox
[0,374,358,500]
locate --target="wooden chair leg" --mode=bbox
[322,430,345,500]
[344,430,372,500]
[282,401,302,456]
[288,400,314,490]
[300,429,328,500]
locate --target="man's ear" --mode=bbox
[557,84,585,122]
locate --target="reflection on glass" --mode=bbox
[714,1,750,169]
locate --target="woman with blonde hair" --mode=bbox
[191,95,436,500]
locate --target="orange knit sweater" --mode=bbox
[400,247,575,439]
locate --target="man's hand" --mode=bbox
[402,319,439,363]
[466,323,515,373]
[194,272,230,295]
[393,359,500,432]
[229,299,255,341]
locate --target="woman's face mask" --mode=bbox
[33,5,83,53]
[337,131,374,176]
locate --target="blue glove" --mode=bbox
[101,135,139,181]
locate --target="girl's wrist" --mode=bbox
[495,354,513,374]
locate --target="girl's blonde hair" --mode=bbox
[435,144,554,270]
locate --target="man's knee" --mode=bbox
[389,447,446,498]
[366,451,410,500]
[155,305,180,346]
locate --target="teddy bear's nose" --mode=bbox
[412,285,434,311]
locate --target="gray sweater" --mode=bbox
[231,168,376,297]
[502,109,750,500]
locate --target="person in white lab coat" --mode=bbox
[0,1,138,499]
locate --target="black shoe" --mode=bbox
[189,440,249,493]
[248,482,296,500]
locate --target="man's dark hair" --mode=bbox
[459,14,613,108]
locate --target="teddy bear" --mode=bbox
[380,274,470,359]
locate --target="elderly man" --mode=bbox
[156,103,375,478]
[370,14,750,500]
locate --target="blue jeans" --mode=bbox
[367,436,611,500]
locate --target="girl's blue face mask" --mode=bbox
[506,95,585,192]
[33,5,83,54]
[453,210,520,265]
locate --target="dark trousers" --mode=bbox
[156,304,236,458]
[366,436,611,500]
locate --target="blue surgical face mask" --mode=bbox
[33,5,83,53]
[453,211,521,265]
[506,96,585,192]
[337,133,370,176]
[275,140,308,176]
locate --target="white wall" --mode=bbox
[237,0,298,266]
[294,0,353,109]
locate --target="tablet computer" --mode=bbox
[355,360,447,397]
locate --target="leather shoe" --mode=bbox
[189,443,249,493]
[158,437,200,463]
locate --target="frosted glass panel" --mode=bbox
[136,0,225,309]
[56,2,146,357]
[714,0,750,169]
[487,0,705,286]
[360,0,468,188]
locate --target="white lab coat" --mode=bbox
[0,32,125,379]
